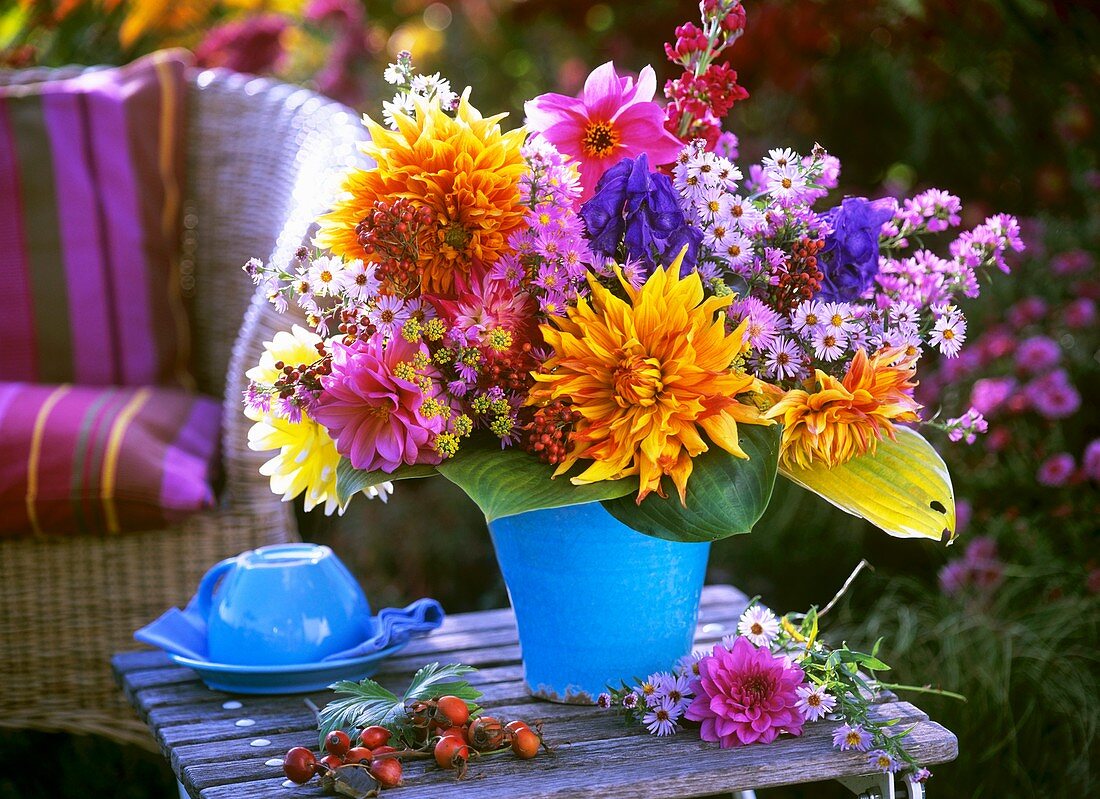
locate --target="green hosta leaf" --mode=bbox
[335,457,438,504]
[780,426,956,541]
[599,423,781,542]
[435,435,636,522]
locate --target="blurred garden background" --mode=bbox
[1,1,1097,797]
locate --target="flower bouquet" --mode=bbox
[242,0,1021,698]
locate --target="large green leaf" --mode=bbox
[600,424,781,542]
[435,435,637,522]
[335,456,437,504]
[780,426,956,541]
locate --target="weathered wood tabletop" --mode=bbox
[112,584,957,798]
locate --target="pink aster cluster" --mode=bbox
[683,636,806,747]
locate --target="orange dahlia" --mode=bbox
[314,92,528,297]
[765,347,922,470]
[530,257,772,505]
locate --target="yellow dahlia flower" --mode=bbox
[245,326,391,514]
[315,92,528,297]
[765,347,922,470]
[530,257,772,505]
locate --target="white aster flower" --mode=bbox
[930,311,967,357]
[703,220,735,250]
[382,91,416,129]
[344,259,380,302]
[726,194,765,232]
[766,163,808,201]
[694,186,731,226]
[812,328,849,362]
[763,147,800,170]
[822,301,858,334]
[642,697,681,736]
[718,231,754,269]
[383,63,405,85]
[791,299,826,335]
[737,605,780,647]
[796,684,838,722]
[307,255,349,297]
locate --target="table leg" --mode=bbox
[837,774,926,799]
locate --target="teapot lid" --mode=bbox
[240,543,331,568]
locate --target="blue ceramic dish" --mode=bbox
[167,640,407,694]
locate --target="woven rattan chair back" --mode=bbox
[0,67,365,749]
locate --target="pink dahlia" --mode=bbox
[524,61,684,202]
[313,335,444,472]
[684,637,806,747]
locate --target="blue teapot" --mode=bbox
[196,543,372,666]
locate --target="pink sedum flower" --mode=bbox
[524,61,684,202]
[684,637,806,747]
[314,335,444,472]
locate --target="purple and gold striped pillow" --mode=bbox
[0,50,193,387]
[0,383,220,537]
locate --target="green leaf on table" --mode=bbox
[317,679,402,749]
[599,423,781,542]
[335,456,438,504]
[403,662,482,711]
[435,435,637,522]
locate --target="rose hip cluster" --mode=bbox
[282,726,403,789]
[282,695,546,790]
[355,198,435,296]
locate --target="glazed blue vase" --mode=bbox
[488,501,710,703]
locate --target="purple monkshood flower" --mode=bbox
[580,153,703,276]
[817,197,896,301]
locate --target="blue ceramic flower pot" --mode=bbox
[488,501,710,703]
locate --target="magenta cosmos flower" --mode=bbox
[314,334,444,472]
[524,61,684,202]
[684,637,806,747]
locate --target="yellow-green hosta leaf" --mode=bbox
[781,426,956,542]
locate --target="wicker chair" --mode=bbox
[0,67,367,750]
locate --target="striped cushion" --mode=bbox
[0,50,193,387]
[0,383,220,537]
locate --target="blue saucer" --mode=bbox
[168,641,408,694]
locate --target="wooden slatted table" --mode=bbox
[112,585,957,798]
